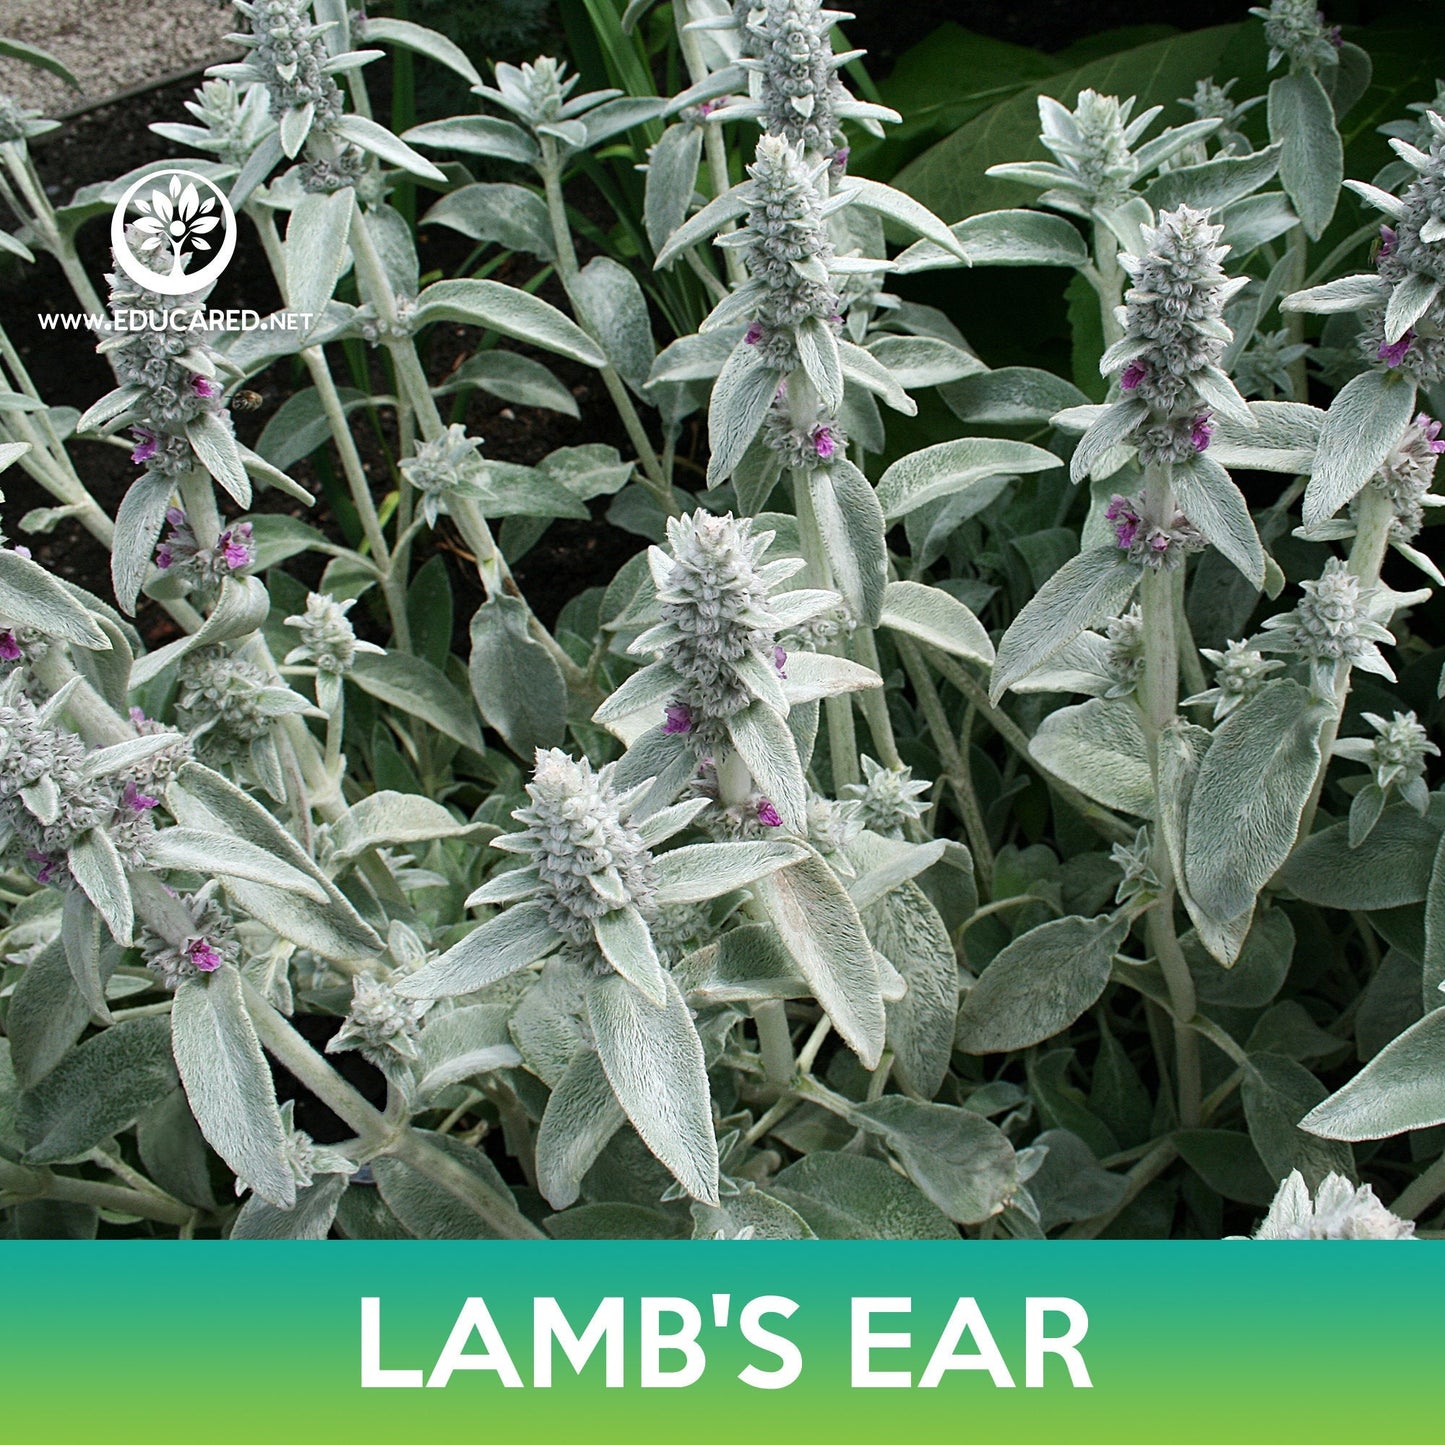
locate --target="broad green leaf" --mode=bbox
[653,840,809,904]
[957,914,1128,1054]
[535,1046,626,1209]
[1030,698,1154,817]
[813,459,887,626]
[422,183,554,259]
[231,1174,348,1240]
[571,257,656,393]
[468,594,566,757]
[373,1131,518,1239]
[7,939,89,1092]
[284,189,353,335]
[1184,681,1327,924]
[1171,453,1265,589]
[878,436,1059,520]
[1268,69,1342,240]
[853,1097,1017,1225]
[1242,1052,1353,1188]
[172,969,295,1207]
[1279,801,1443,911]
[753,851,886,1068]
[330,112,447,182]
[402,116,538,164]
[588,970,719,1204]
[414,279,605,366]
[19,1017,176,1164]
[990,546,1140,701]
[706,341,782,486]
[0,549,111,651]
[351,649,486,755]
[771,1151,957,1239]
[1301,1007,1445,1140]
[1303,369,1418,530]
[398,901,561,999]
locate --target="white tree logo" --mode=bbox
[110,168,238,297]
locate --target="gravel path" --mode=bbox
[0,0,238,118]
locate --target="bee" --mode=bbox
[228,389,265,413]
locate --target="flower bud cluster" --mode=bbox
[1357,412,1445,543]
[284,592,378,675]
[139,885,239,990]
[278,1099,353,1188]
[1102,604,1145,695]
[632,511,788,742]
[806,794,861,855]
[399,423,488,527]
[1250,1,1342,73]
[735,136,839,371]
[1110,205,1245,466]
[762,394,846,470]
[176,645,276,758]
[1251,1170,1414,1240]
[1104,491,1206,569]
[232,0,345,130]
[326,973,428,1067]
[1179,77,1260,157]
[1258,557,1398,688]
[0,626,50,673]
[841,756,931,837]
[1110,826,1158,907]
[1334,709,1438,810]
[1358,112,1445,382]
[739,0,846,154]
[155,507,253,585]
[160,79,275,167]
[1184,639,1283,720]
[0,91,56,145]
[1234,327,1311,399]
[510,749,658,951]
[0,678,159,887]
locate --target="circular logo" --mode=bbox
[110,168,237,297]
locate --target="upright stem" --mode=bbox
[1138,461,1200,1128]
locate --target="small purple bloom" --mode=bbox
[1326,22,1343,47]
[698,99,720,117]
[1379,225,1396,258]
[774,645,788,679]
[1120,360,1147,392]
[12,546,29,559]
[831,147,850,171]
[191,374,219,400]
[812,425,836,460]
[129,706,148,726]
[663,702,693,735]
[1105,495,1140,550]
[26,849,56,885]
[155,545,174,570]
[1149,533,1170,553]
[1379,331,1413,368]
[130,428,159,464]
[1191,415,1214,452]
[756,798,783,828]
[0,631,20,662]
[186,937,223,973]
[123,780,160,813]
[744,322,764,346]
[1417,412,1445,455]
[219,524,252,570]
[166,507,186,528]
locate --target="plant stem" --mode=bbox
[241,978,544,1238]
[1137,462,1200,1127]
[0,1157,195,1227]
[753,999,796,1092]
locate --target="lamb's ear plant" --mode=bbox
[3,0,1445,1242]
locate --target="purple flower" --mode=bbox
[744,322,764,346]
[698,99,721,118]
[155,545,174,570]
[1105,495,1140,550]
[186,937,223,972]
[756,798,783,828]
[190,374,219,400]
[123,780,160,813]
[774,645,788,679]
[130,428,159,464]
[1379,225,1396,259]
[1379,331,1413,368]
[166,506,186,528]
[1191,415,1214,452]
[1149,533,1170,553]
[26,849,56,885]
[1120,360,1147,392]
[129,706,148,726]
[830,146,850,172]
[1417,413,1445,455]
[663,702,693,735]
[219,524,253,570]
[12,546,29,559]
[0,631,20,662]
[811,426,836,460]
